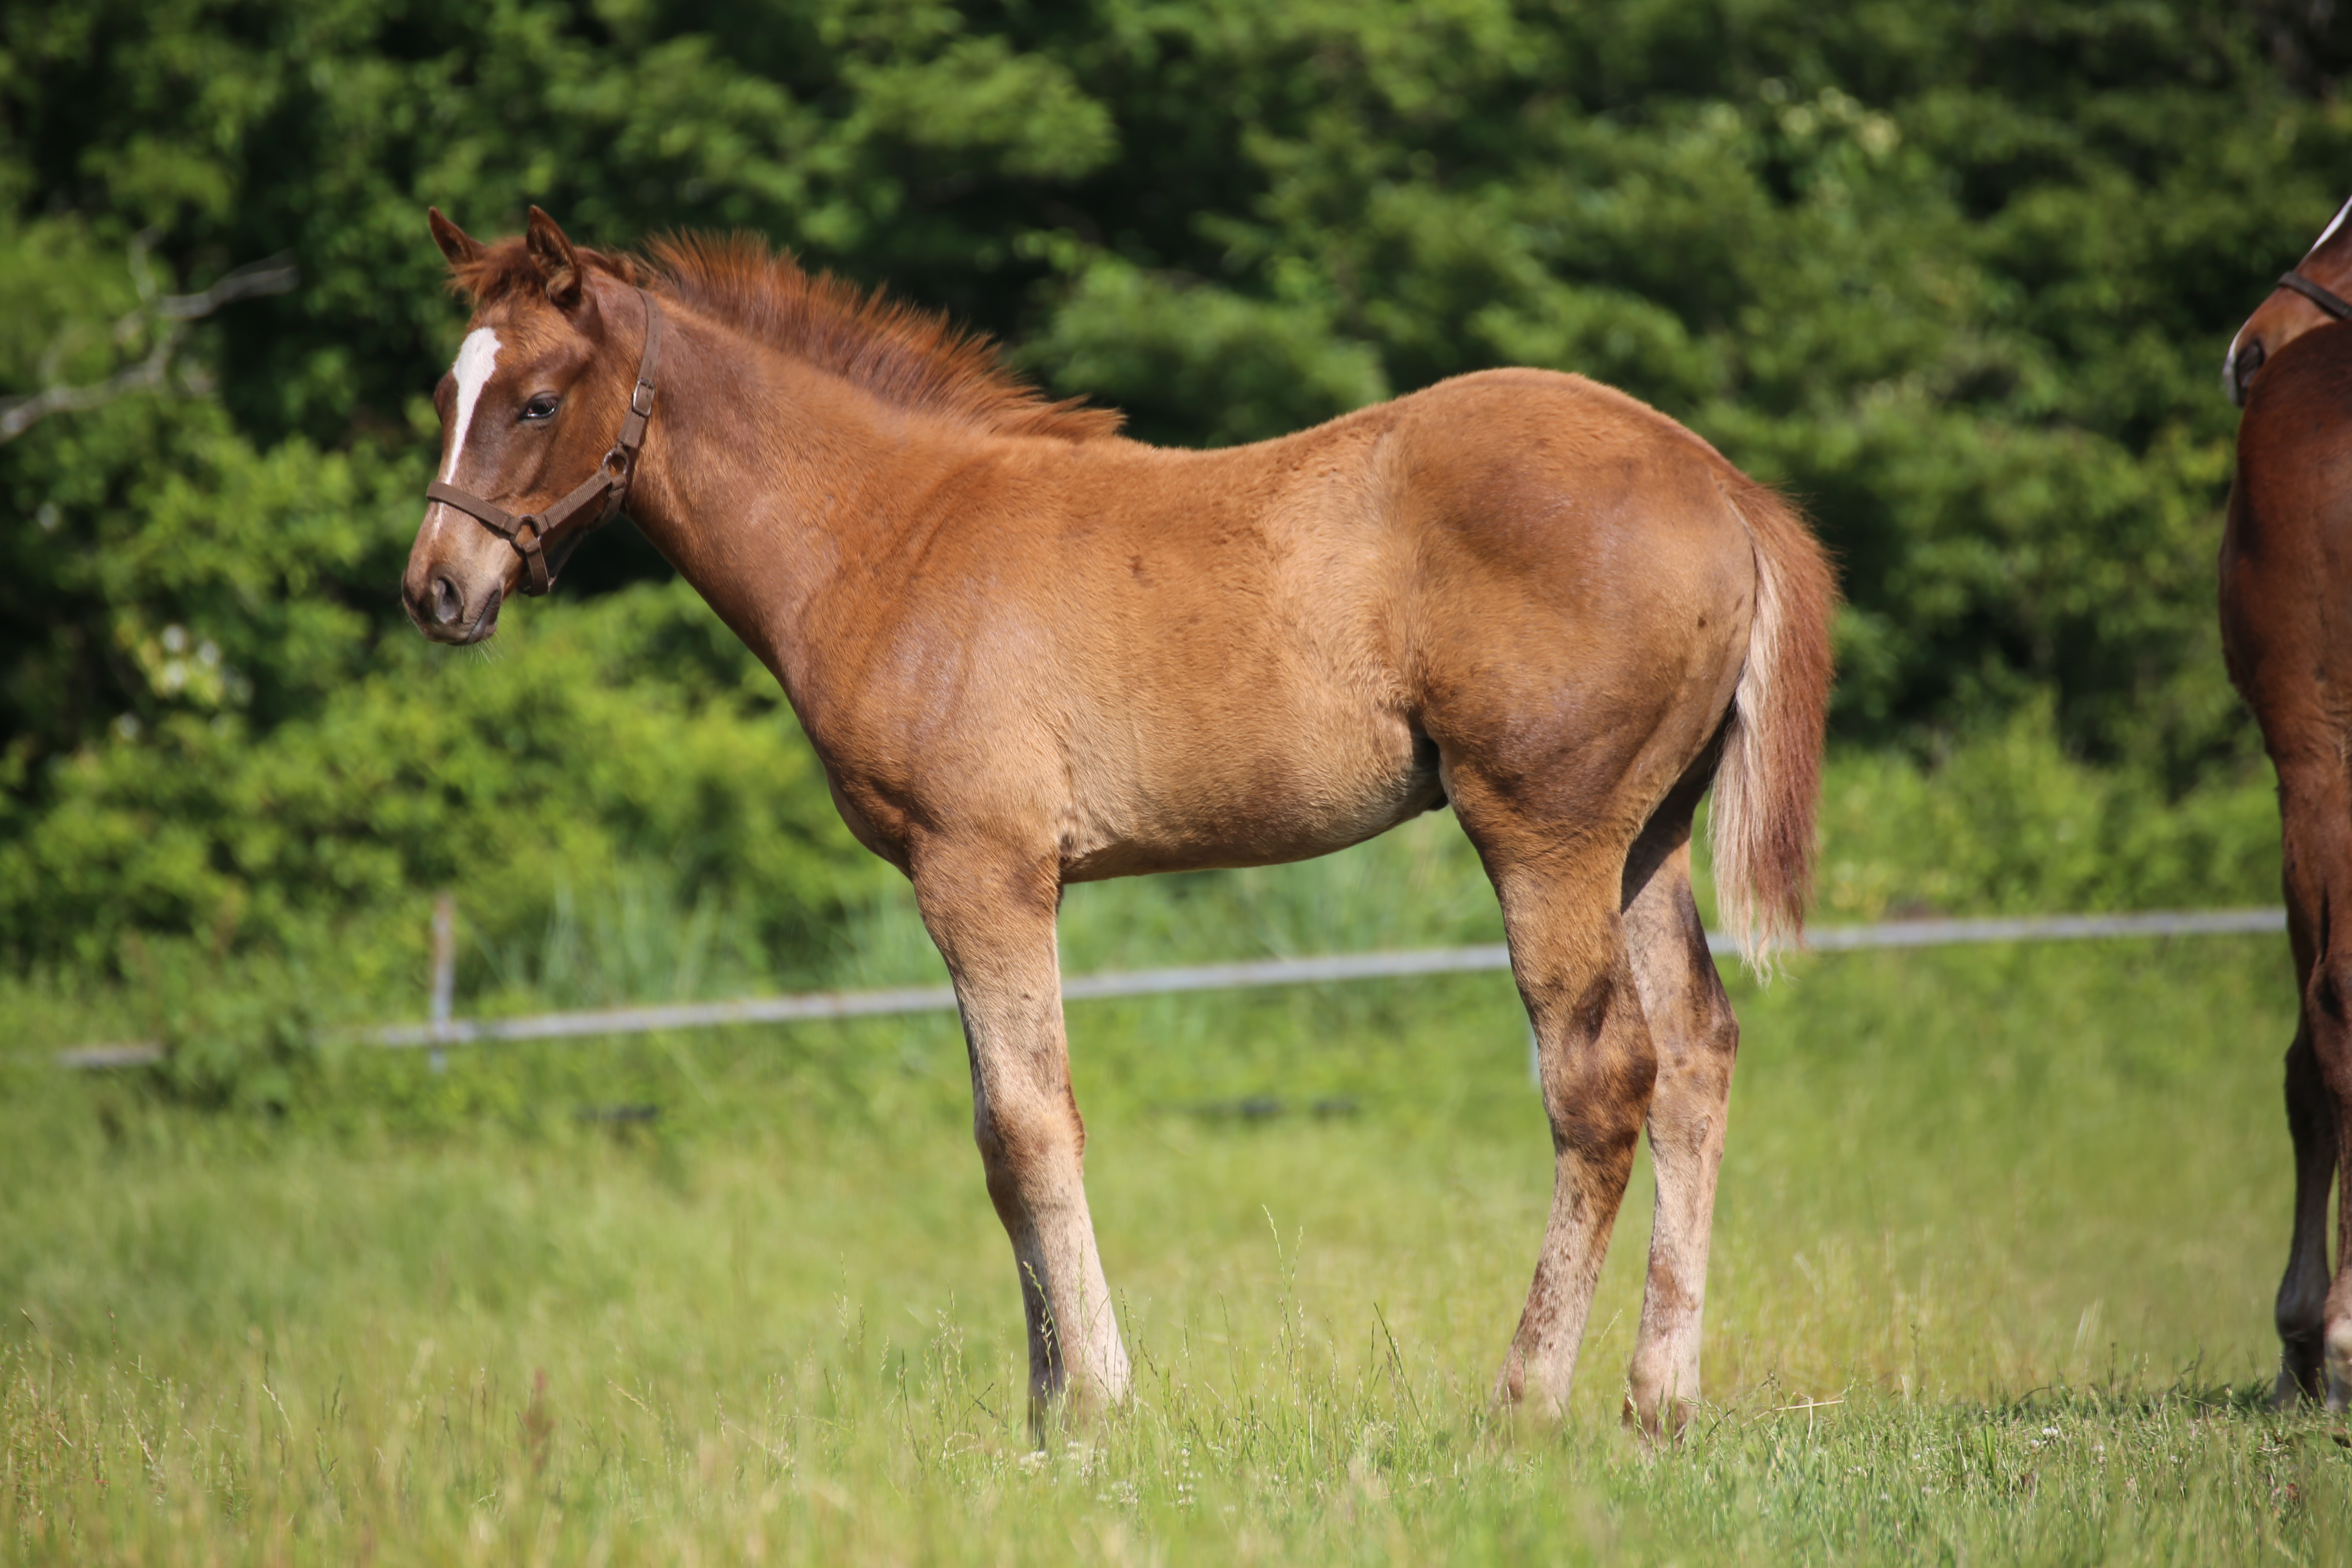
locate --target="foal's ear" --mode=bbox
[428,207,483,267]
[525,206,584,310]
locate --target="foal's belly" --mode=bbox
[1056,704,1444,882]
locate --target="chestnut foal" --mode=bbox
[402,208,1835,1435]
[2224,193,2352,1410]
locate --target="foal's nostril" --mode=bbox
[429,575,463,626]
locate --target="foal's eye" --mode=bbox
[521,393,561,422]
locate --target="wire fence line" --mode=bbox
[49,906,2288,1072]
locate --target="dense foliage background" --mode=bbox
[3,0,2345,997]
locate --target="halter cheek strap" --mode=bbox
[2277,269,2352,323]
[425,285,665,596]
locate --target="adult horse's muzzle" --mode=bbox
[2230,270,2352,407]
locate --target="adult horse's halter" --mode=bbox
[424,286,664,596]
[2276,269,2352,323]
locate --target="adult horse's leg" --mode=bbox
[1618,793,1740,1437]
[2276,1017,2337,1405]
[911,836,1130,1431]
[2273,763,2350,1408]
[1462,784,1660,1418]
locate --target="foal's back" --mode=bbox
[987,367,1761,879]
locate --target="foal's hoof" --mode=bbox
[1486,1363,1568,1430]
[1621,1392,1698,1444]
[1024,1375,1131,1448]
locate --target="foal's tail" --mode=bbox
[1710,477,1838,975]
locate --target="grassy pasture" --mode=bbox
[2,810,2345,1563]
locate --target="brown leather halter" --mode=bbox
[2277,269,2352,323]
[425,286,664,595]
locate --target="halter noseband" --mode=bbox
[2277,269,2352,324]
[424,285,665,596]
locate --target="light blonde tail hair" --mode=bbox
[1709,477,1838,975]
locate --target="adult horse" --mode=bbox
[2223,194,2352,1411]
[401,207,1835,1434]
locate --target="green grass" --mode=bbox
[2,815,2344,1562]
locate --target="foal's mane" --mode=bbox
[452,232,1122,443]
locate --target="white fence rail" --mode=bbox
[50,906,2287,1071]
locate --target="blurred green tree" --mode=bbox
[2,0,2345,973]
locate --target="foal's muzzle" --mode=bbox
[405,566,503,644]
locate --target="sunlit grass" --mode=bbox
[2,915,2339,1562]
[0,722,2321,1561]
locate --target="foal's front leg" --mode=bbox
[912,838,1131,1431]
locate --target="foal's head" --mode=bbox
[403,207,648,643]
[2226,193,2352,407]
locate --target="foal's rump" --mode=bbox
[1380,370,1832,951]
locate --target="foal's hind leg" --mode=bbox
[1458,793,1661,1417]
[910,835,1131,1432]
[1620,818,1739,1438]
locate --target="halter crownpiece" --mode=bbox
[2277,269,2352,323]
[425,285,665,596]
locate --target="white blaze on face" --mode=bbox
[440,328,503,483]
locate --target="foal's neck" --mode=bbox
[619,292,998,726]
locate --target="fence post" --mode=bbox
[429,893,455,1074]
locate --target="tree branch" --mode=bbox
[0,238,299,443]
